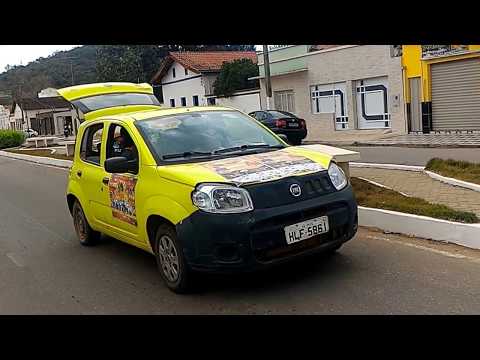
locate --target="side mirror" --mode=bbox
[104,157,138,174]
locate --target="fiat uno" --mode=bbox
[60,82,358,293]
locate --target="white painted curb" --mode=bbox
[424,170,480,193]
[0,150,72,169]
[350,162,425,172]
[351,161,480,193]
[359,206,480,250]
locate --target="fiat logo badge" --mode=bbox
[289,183,302,197]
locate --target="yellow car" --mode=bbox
[60,82,358,293]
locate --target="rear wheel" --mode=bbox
[72,200,101,246]
[154,224,193,294]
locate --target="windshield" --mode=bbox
[136,110,286,162]
[72,93,160,113]
[267,110,296,119]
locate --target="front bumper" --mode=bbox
[176,184,358,273]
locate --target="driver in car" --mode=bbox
[113,128,138,161]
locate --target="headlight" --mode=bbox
[192,184,254,213]
[328,162,347,190]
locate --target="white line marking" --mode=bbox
[365,234,480,262]
[6,253,25,267]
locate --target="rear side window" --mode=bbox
[80,123,104,166]
[72,93,160,114]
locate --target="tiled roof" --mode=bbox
[151,51,257,84]
[16,97,71,111]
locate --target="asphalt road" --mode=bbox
[343,146,480,166]
[2,155,480,314]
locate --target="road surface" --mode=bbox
[1,155,480,314]
[344,146,480,166]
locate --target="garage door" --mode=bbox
[431,58,480,130]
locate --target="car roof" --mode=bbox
[88,106,237,124]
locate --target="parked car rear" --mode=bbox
[248,110,307,145]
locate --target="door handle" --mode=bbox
[77,170,82,177]
[102,177,110,185]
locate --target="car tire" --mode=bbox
[154,224,193,294]
[72,200,101,246]
[289,137,302,146]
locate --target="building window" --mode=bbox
[390,45,402,57]
[207,98,216,106]
[185,68,188,76]
[355,77,390,129]
[170,99,175,107]
[181,97,187,107]
[193,95,199,106]
[172,68,176,78]
[310,82,348,130]
[274,90,295,113]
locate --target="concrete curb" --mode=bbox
[358,206,480,250]
[350,162,425,172]
[424,170,480,193]
[0,150,72,169]
[351,162,480,193]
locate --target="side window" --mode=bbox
[257,112,267,121]
[80,123,104,166]
[106,123,139,173]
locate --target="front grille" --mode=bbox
[245,171,335,209]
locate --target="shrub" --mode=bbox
[0,130,26,149]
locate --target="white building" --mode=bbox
[0,105,10,130]
[12,97,79,135]
[151,51,261,113]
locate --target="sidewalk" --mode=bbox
[351,167,480,218]
[355,133,480,147]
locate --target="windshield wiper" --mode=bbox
[162,151,214,160]
[213,144,284,154]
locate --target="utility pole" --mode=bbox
[262,45,273,110]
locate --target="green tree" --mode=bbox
[213,59,259,97]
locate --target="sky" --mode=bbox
[0,45,79,74]
[0,45,263,74]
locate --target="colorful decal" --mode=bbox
[201,149,325,185]
[109,174,138,226]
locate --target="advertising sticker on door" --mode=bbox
[109,174,138,226]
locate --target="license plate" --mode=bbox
[288,123,299,128]
[284,216,329,245]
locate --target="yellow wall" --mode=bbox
[402,45,480,103]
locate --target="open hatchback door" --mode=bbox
[55,82,161,122]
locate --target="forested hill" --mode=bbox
[0,45,98,98]
[0,45,256,100]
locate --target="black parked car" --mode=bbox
[248,110,307,145]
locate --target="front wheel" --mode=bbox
[154,224,193,294]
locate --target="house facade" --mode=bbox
[151,51,260,113]
[12,97,79,136]
[402,45,480,133]
[255,45,407,142]
[0,105,10,130]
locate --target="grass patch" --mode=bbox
[351,177,479,223]
[425,158,480,185]
[5,149,73,161]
